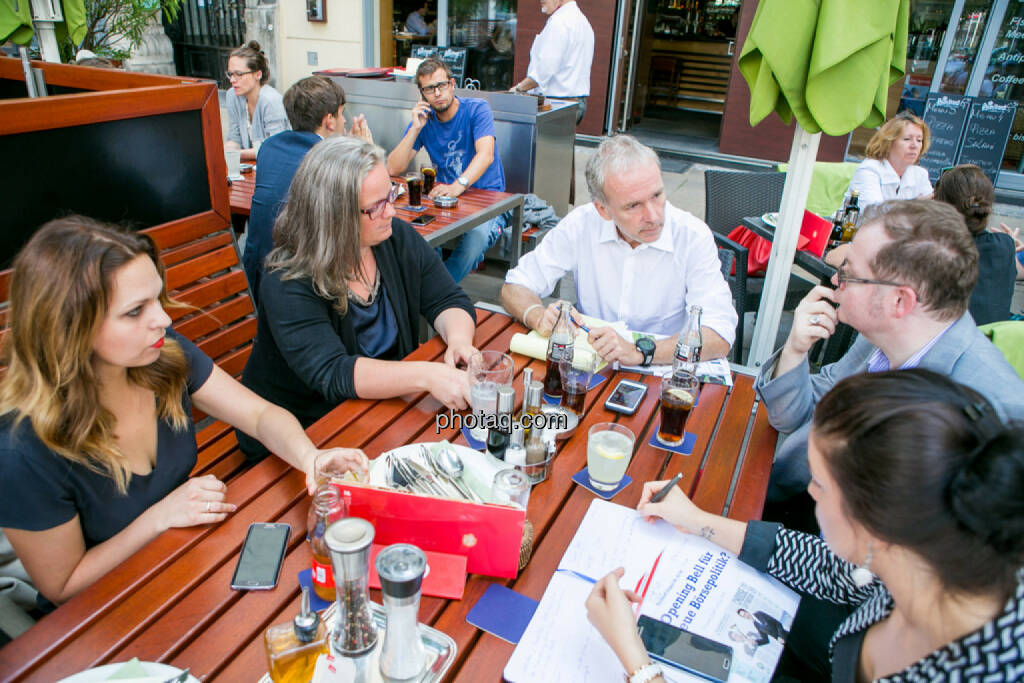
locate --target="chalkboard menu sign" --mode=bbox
[411,46,468,86]
[957,98,1018,184]
[920,93,971,182]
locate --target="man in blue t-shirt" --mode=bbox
[386,57,508,282]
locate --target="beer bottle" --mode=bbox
[828,209,845,249]
[543,301,574,398]
[841,191,860,243]
[672,305,702,379]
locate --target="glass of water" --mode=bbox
[586,423,635,491]
[468,351,514,441]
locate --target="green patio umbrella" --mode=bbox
[735,0,910,364]
[1,0,88,52]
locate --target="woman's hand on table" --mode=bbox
[585,568,654,676]
[425,363,471,410]
[302,447,370,494]
[153,474,236,532]
[444,340,478,370]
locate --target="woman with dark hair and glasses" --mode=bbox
[586,369,1024,682]
[238,136,477,462]
[225,41,291,162]
[847,112,933,210]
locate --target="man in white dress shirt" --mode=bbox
[501,135,737,367]
[510,0,594,125]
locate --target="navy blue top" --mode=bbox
[970,231,1016,326]
[348,284,400,358]
[0,330,214,547]
[242,130,322,301]
[407,97,506,191]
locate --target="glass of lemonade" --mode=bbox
[586,422,635,491]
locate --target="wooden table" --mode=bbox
[0,310,777,682]
[229,170,525,267]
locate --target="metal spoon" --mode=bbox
[431,445,483,503]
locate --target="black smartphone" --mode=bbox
[637,616,733,683]
[230,522,290,590]
[411,214,436,226]
[604,379,647,415]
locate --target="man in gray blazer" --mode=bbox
[757,199,1024,501]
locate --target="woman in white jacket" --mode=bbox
[847,111,933,209]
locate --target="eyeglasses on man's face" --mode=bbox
[419,80,451,97]
[360,183,402,219]
[226,70,255,80]
[835,260,904,288]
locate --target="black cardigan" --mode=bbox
[238,218,475,460]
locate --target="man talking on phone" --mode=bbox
[386,58,508,282]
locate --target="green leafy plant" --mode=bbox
[72,0,183,61]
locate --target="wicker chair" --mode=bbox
[704,169,816,362]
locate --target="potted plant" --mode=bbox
[66,0,182,62]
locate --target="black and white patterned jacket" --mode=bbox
[739,521,1024,681]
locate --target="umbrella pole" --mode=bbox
[29,0,64,63]
[747,124,820,367]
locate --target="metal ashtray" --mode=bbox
[540,403,578,440]
[433,195,458,209]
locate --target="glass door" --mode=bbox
[977,0,1024,176]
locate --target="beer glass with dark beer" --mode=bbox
[406,172,423,207]
[657,373,698,446]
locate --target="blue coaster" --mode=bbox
[572,468,632,500]
[466,584,539,644]
[297,569,333,612]
[401,204,427,212]
[647,430,697,455]
[542,373,607,404]
[460,426,486,451]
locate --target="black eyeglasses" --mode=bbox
[419,80,451,96]
[360,183,402,219]
[226,70,255,80]
[835,261,905,288]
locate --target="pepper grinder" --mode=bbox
[375,543,428,679]
[325,517,378,656]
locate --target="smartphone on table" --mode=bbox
[411,214,436,226]
[230,522,291,590]
[604,379,648,415]
[637,615,733,682]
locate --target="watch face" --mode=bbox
[636,338,655,353]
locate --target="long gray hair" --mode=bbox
[266,136,386,313]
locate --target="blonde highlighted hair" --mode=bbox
[0,216,190,493]
[865,111,931,162]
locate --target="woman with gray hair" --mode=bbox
[238,136,477,461]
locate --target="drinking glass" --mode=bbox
[558,350,598,417]
[314,450,359,486]
[406,172,423,207]
[658,373,699,446]
[420,165,436,194]
[586,423,635,491]
[468,350,514,441]
[491,468,531,509]
[224,149,241,178]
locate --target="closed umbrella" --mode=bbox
[1,0,88,61]
[737,0,909,365]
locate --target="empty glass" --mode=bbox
[468,351,514,441]
[491,468,531,509]
[559,350,598,417]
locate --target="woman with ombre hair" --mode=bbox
[0,216,367,610]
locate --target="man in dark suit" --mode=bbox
[241,76,372,301]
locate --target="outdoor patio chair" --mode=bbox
[704,169,815,363]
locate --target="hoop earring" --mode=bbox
[851,541,874,588]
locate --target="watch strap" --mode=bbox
[625,662,663,683]
[635,338,655,367]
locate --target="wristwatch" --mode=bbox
[456,175,469,187]
[635,337,656,367]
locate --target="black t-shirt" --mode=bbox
[0,330,214,547]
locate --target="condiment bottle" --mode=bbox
[487,386,515,460]
[264,587,329,683]
[325,517,378,656]
[543,301,574,398]
[522,379,544,441]
[505,422,527,466]
[307,485,347,603]
[376,544,428,680]
[841,190,860,242]
[672,305,702,379]
[525,421,547,468]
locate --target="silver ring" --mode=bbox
[205,502,211,513]
[809,314,821,326]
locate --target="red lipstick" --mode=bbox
[152,338,165,349]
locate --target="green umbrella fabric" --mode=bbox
[739,0,909,136]
[0,0,87,48]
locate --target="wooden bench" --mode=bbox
[0,217,257,483]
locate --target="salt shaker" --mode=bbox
[375,543,428,679]
[324,517,378,656]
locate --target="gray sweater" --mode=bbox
[225,84,290,149]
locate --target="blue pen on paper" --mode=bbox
[555,568,598,584]
[569,314,591,334]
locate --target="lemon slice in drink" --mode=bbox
[595,444,626,460]
[667,388,695,404]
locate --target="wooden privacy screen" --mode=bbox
[0,57,230,269]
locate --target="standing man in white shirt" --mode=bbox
[510,0,594,125]
[501,135,737,367]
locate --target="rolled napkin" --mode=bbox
[509,314,626,371]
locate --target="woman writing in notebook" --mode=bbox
[587,370,1024,682]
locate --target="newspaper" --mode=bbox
[504,500,798,683]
